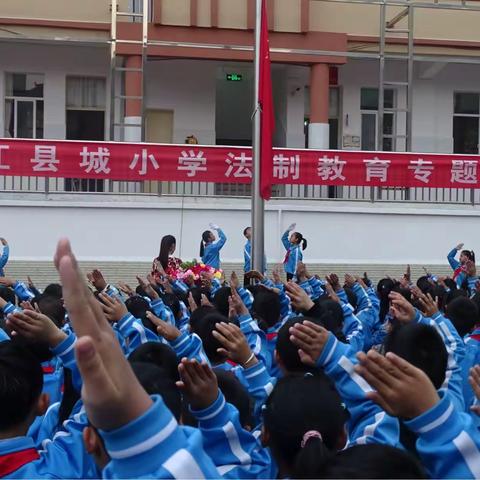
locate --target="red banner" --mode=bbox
[1,138,480,188]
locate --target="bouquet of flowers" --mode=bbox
[170,259,223,286]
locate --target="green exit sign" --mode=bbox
[226,73,243,82]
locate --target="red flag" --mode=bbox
[259,0,275,200]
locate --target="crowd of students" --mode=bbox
[0,232,480,478]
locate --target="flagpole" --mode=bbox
[251,0,265,273]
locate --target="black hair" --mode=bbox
[191,312,235,364]
[446,296,478,337]
[446,287,468,307]
[189,287,212,309]
[416,276,432,294]
[200,230,212,258]
[157,235,176,271]
[470,293,480,325]
[58,368,81,426]
[252,288,281,331]
[293,232,308,251]
[461,249,476,263]
[430,285,448,313]
[130,362,182,420]
[43,283,63,299]
[311,444,427,479]
[277,317,321,373]
[377,278,397,322]
[128,342,179,382]
[37,295,66,328]
[189,305,216,332]
[214,368,253,429]
[315,298,346,341]
[384,323,447,389]
[213,287,232,317]
[125,295,157,334]
[243,227,251,237]
[343,287,357,311]
[0,340,44,430]
[0,287,15,320]
[444,278,458,292]
[161,293,181,321]
[263,373,348,477]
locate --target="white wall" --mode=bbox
[1,196,480,265]
[0,43,110,140]
[339,59,480,154]
[146,59,217,145]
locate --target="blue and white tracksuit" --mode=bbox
[202,229,227,270]
[0,244,9,276]
[243,240,267,274]
[281,230,303,275]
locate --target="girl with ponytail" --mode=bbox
[281,223,308,281]
[199,224,227,269]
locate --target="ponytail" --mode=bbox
[301,238,308,251]
[293,433,333,479]
[200,230,211,258]
[295,232,307,251]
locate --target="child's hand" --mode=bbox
[414,291,439,318]
[229,287,249,317]
[296,262,307,281]
[230,271,240,289]
[20,301,35,311]
[0,277,16,288]
[326,274,341,292]
[91,269,107,291]
[177,358,218,411]
[212,322,256,367]
[344,273,356,289]
[324,281,341,304]
[99,293,128,323]
[289,321,329,366]
[146,311,181,341]
[285,281,314,312]
[55,238,152,431]
[246,270,264,282]
[355,350,439,420]
[201,294,213,307]
[0,238,7,246]
[469,366,480,415]
[272,266,282,285]
[118,281,135,297]
[389,291,416,323]
[6,310,66,348]
[456,243,465,251]
[188,292,198,312]
[209,223,220,231]
[287,223,296,232]
[136,275,160,300]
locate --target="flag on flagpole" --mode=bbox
[259,0,275,200]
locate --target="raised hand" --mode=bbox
[91,269,107,292]
[285,281,314,312]
[0,277,16,288]
[411,289,439,318]
[324,281,341,304]
[136,275,160,300]
[118,281,135,298]
[272,265,282,285]
[177,358,219,410]
[344,273,356,289]
[99,293,128,324]
[146,311,181,341]
[388,291,416,324]
[0,238,7,246]
[287,223,297,232]
[289,321,329,366]
[355,350,439,419]
[55,238,152,431]
[456,243,465,251]
[212,322,256,367]
[229,287,249,317]
[230,271,240,289]
[187,292,198,313]
[326,274,341,292]
[209,223,220,231]
[6,310,67,348]
[246,270,265,282]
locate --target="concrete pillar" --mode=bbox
[308,63,329,149]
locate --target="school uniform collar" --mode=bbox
[0,436,39,476]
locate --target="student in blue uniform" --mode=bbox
[200,224,227,270]
[0,238,9,276]
[282,223,307,281]
[243,227,267,286]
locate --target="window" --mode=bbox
[65,77,106,192]
[453,92,479,154]
[4,73,44,139]
[360,88,395,151]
